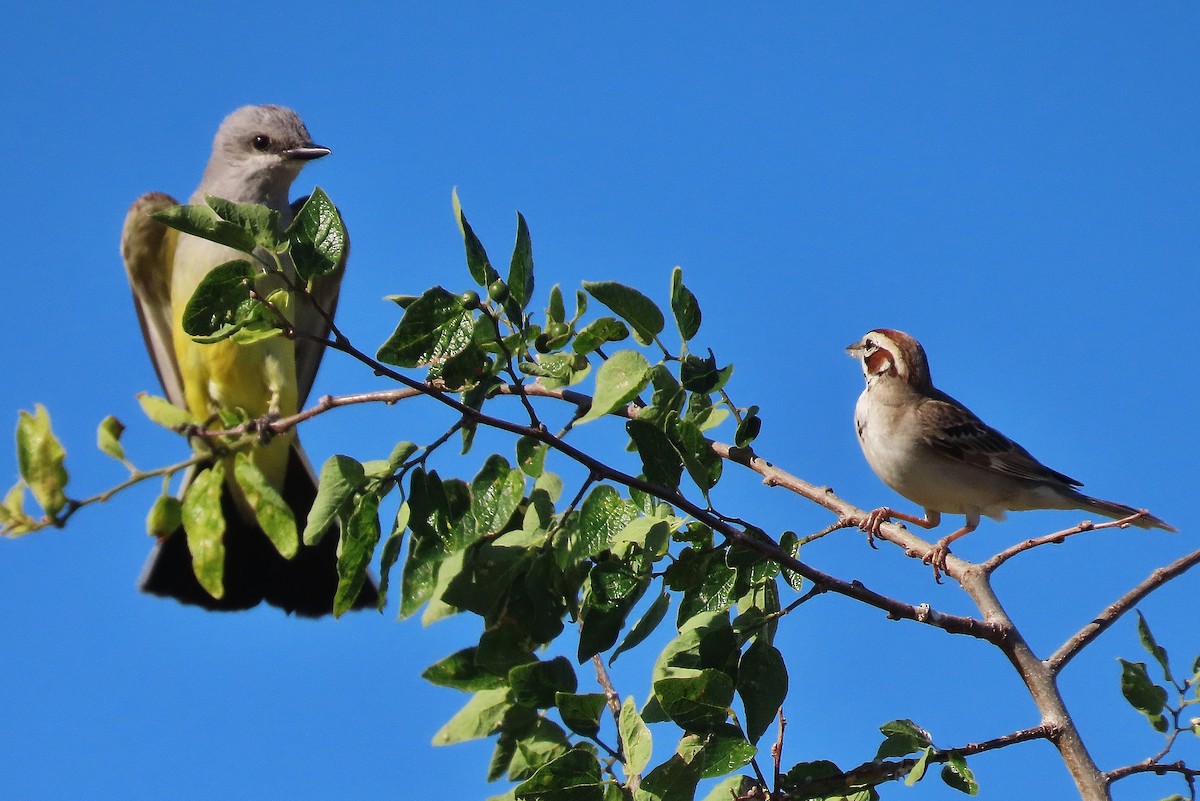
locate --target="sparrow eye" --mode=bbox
[252,135,271,152]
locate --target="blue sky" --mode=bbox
[1,4,1196,800]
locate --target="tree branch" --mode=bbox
[1048,547,1200,674]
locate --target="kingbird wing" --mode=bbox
[122,192,186,407]
[290,194,348,408]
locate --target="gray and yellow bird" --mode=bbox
[121,105,377,615]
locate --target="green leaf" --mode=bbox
[653,669,735,733]
[906,747,933,786]
[620,696,653,775]
[681,392,727,433]
[0,482,32,535]
[376,503,408,611]
[510,657,578,709]
[386,441,418,472]
[573,317,630,355]
[737,640,788,744]
[96,416,126,462]
[287,187,346,281]
[400,469,452,617]
[334,490,381,616]
[612,518,670,558]
[778,531,804,591]
[180,464,226,599]
[876,719,934,759]
[685,728,756,779]
[180,259,257,342]
[145,494,182,538]
[547,284,566,325]
[475,622,538,677]
[669,267,701,342]
[678,556,738,623]
[579,560,651,661]
[734,406,760,449]
[16,404,68,518]
[941,752,978,795]
[569,485,639,561]
[466,455,526,538]
[304,455,367,545]
[1119,658,1169,732]
[433,687,513,745]
[423,647,507,691]
[377,286,476,368]
[583,281,665,346]
[137,393,199,429]
[610,591,671,665]
[700,776,754,801]
[672,416,721,495]
[453,190,499,287]
[635,753,702,801]
[556,693,608,738]
[152,202,256,253]
[205,195,283,251]
[443,544,531,618]
[1136,610,1174,684]
[515,437,549,479]
[505,718,573,782]
[512,748,603,801]
[578,350,651,424]
[232,454,298,558]
[507,212,535,311]
[626,420,683,489]
[679,352,732,394]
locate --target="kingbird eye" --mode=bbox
[252,135,271,151]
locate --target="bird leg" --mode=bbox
[857,507,940,548]
[923,520,978,583]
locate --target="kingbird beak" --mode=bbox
[284,144,332,161]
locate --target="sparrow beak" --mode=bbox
[845,341,863,356]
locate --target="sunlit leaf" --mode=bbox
[16,404,68,518]
[583,281,665,346]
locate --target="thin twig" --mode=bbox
[793,724,1055,797]
[980,513,1152,573]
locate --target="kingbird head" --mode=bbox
[198,105,330,203]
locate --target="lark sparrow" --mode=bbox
[846,328,1175,579]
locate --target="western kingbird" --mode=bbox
[121,105,377,616]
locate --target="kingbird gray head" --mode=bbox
[195,105,329,204]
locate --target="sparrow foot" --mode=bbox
[922,540,952,583]
[857,507,895,549]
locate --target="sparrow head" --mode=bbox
[846,329,932,390]
[198,105,330,203]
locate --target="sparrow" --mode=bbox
[846,328,1175,579]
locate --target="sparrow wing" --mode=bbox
[917,390,1083,488]
[290,194,348,409]
[122,192,186,407]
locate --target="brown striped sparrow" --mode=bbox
[846,329,1175,579]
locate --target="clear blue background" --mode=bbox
[1,4,1195,800]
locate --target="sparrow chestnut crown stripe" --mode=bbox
[846,327,1176,580]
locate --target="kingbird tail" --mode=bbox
[139,445,379,616]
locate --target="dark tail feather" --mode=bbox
[139,448,380,617]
